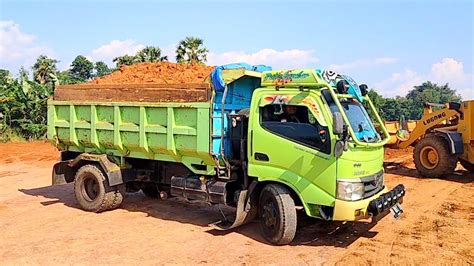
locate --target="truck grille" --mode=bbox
[361,170,384,198]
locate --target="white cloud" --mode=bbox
[431,58,471,85]
[160,44,176,62]
[207,48,318,69]
[375,58,473,99]
[328,57,399,72]
[375,69,424,97]
[0,20,55,72]
[89,39,145,65]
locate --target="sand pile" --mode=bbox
[90,62,215,84]
[55,62,215,102]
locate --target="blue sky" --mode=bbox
[1,0,472,98]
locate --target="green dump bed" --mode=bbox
[47,84,217,175]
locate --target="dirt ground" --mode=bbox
[0,141,473,265]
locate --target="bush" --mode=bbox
[0,69,52,141]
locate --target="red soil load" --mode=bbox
[90,62,215,84]
[54,62,216,102]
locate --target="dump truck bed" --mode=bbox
[54,83,212,103]
[48,68,265,175]
[48,85,216,175]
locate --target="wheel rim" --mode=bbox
[420,146,439,169]
[260,193,280,239]
[82,175,99,202]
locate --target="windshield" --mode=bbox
[328,100,379,142]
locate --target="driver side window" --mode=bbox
[260,105,331,154]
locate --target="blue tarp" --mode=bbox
[210,63,272,92]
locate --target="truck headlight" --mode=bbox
[337,181,364,201]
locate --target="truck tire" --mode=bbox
[413,135,457,178]
[258,184,297,245]
[108,185,125,210]
[74,164,123,212]
[459,159,474,172]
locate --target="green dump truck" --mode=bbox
[48,66,405,245]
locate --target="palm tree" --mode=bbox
[175,37,209,64]
[32,55,58,85]
[135,46,168,63]
[112,55,136,68]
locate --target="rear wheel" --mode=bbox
[74,164,124,212]
[459,159,474,172]
[258,184,297,245]
[413,135,457,178]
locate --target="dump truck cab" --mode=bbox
[233,69,403,226]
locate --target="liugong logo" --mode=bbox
[422,112,446,125]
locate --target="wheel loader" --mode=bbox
[385,100,474,177]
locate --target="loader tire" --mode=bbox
[413,135,457,178]
[74,164,123,212]
[258,184,297,245]
[459,159,474,173]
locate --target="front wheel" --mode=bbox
[258,184,297,245]
[413,135,457,178]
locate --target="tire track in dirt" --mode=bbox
[329,167,473,265]
[1,142,473,264]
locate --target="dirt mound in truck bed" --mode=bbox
[89,62,215,84]
[54,62,216,102]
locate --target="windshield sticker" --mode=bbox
[263,70,311,86]
[301,98,325,125]
[262,95,290,105]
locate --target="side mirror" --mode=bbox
[336,80,349,94]
[333,112,344,135]
[359,84,368,96]
[334,140,345,158]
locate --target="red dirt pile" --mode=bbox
[89,62,215,84]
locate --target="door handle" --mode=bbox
[254,152,269,161]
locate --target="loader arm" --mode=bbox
[396,107,459,149]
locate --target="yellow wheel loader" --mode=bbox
[385,100,474,177]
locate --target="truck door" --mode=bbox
[248,91,337,207]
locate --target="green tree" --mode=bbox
[367,89,384,111]
[0,68,52,140]
[135,46,168,63]
[18,66,29,84]
[113,55,136,68]
[57,70,75,85]
[70,55,94,82]
[32,55,58,85]
[94,61,112,77]
[404,81,461,119]
[175,37,209,64]
[378,97,410,121]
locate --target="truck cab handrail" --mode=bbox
[324,84,390,147]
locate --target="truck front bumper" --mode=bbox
[333,184,405,221]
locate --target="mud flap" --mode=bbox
[210,190,254,230]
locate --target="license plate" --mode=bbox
[390,203,404,219]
